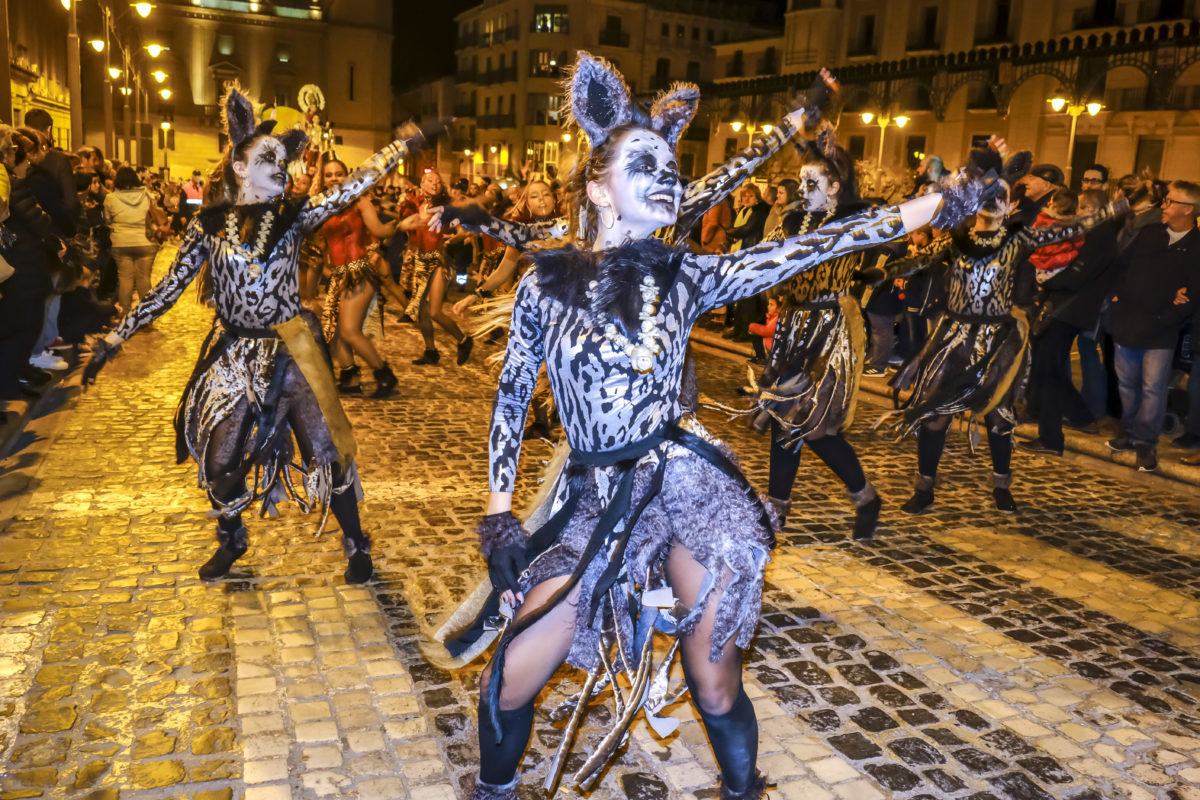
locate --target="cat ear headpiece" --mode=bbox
[221,82,308,162]
[565,52,699,148]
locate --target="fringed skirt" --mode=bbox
[322,256,379,341]
[880,310,1030,439]
[754,297,864,448]
[178,310,361,529]
[404,250,446,320]
[523,422,774,672]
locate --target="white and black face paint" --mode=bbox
[235,138,289,202]
[976,179,1014,230]
[800,164,835,213]
[602,130,682,236]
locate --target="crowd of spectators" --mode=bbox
[0,109,182,425]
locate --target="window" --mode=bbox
[1134,137,1164,176]
[532,4,568,33]
[547,94,562,124]
[905,135,926,170]
[531,50,556,77]
[677,24,685,38]
[484,96,491,113]
[909,5,938,50]
[348,63,355,101]
[852,14,876,55]
[847,135,866,161]
[692,27,699,40]
[217,33,235,56]
[686,60,700,81]
[727,50,744,78]
[970,134,991,149]
[275,42,291,63]
[654,58,671,89]
[662,22,669,37]
[724,137,738,159]
[707,28,714,42]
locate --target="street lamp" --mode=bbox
[1046,96,1103,184]
[730,120,743,132]
[864,111,909,165]
[159,88,171,100]
[152,70,167,83]
[108,66,121,79]
[89,39,105,52]
[861,111,874,124]
[133,2,153,17]
[145,44,164,58]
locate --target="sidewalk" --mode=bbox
[689,325,1200,491]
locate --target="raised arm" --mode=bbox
[1015,199,1128,262]
[488,271,546,494]
[438,204,566,250]
[108,218,210,343]
[874,233,956,283]
[673,112,801,239]
[684,204,909,312]
[300,138,416,232]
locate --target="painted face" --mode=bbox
[595,129,682,235]
[976,179,1014,229]
[322,160,347,189]
[799,165,836,213]
[420,170,442,196]
[525,181,556,217]
[235,138,289,199]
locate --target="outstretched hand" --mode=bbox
[81,337,121,391]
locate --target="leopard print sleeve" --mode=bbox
[673,118,797,239]
[489,270,545,492]
[300,139,412,232]
[683,205,906,314]
[463,215,566,250]
[112,218,210,341]
[878,233,955,282]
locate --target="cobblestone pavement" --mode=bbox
[2,250,1200,800]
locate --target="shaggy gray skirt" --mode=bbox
[523,441,774,671]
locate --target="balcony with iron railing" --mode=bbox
[598,29,630,47]
[476,65,518,85]
[530,18,570,35]
[477,113,516,129]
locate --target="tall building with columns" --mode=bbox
[77,0,394,178]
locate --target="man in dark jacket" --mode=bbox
[23,109,79,224]
[1023,191,1120,455]
[1106,180,1200,472]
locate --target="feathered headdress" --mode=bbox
[220,82,307,161]
[564,52,699,148]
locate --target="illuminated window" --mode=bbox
[217,34,234,56]
[276,43,291,63]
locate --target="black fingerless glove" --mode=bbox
[477,512,528,597]
[852,267,886,287]
[82,338,121,388]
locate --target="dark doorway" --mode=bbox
[1070,136,1098,191]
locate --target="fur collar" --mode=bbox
[199,196,305,258]
[952,220,1024,258]
[527,237,683,336]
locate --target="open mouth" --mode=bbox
[647,192,676,206]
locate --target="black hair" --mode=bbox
[23,108,53,133]
[113,166,141,190]
[1083,163,1109,183]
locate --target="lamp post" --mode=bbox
[1047,96,1102,185]
[862,111,909,166]
[65,0,83,146]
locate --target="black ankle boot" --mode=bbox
[720,772,768,800]
[337,365,362,394]
[345,551,374,583]
[456,335,475,365]
[371,363,397,398]
[849,484,881,541]
[468,777,518,800]
[765,496,790,529]
[993,472,1017,512]
[411,349,439,365]
[900,475,934,515]
[198,525,247,580]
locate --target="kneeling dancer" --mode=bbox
[83,85,419,583]
[452,54,945,799]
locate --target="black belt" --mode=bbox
[221,319,279,339]
[468,421,773,740]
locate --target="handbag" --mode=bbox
[145,203,169,243]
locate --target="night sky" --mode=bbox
[393,0,480,90]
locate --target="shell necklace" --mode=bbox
[590,275,664,373]
[225,207,276,278]
[969,225,1005,249]
[796,200,836,236]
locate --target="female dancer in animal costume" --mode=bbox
[874,141,1127,513]
[752,137,889,540]
[83,85,421,583]
[444,54,954,800]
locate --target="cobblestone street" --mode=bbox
[2,251,1200,800]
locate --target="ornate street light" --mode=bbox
[1046,96,1103,183]
[108,66,122,79]
[152,70,167,83]
[730,121,743,132]
[146,44,164,58]
[159,88,171,100]
[133,2,153,17]
[89,39,105,52]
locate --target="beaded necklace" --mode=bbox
[224,205,277,278]
[590,274,664,373]
[968,225,1005,249]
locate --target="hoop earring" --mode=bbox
[599,206,614,230]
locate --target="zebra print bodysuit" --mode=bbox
[109,139,411,523]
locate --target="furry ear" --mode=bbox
[221,83,257,149]
[1002,150,1032,184]
[650,82,699,147]
[965,147,1003,180]
[565,51,632,146]
[278,128,308,162]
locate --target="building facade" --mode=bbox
[76,0,394,179]
[447,0,780,183]
[3,0,73,146]
[706,0,1200,188]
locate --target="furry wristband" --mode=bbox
[477,511,526,558]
